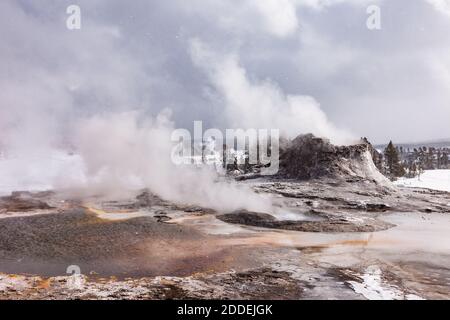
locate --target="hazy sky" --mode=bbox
[1,0,450,145]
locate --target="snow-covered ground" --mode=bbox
[395,170,450,192]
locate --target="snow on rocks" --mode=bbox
[346,266,424,300]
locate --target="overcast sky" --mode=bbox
[1,0,450,145]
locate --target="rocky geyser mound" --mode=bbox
[278,134,390,186]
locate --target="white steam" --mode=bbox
[0,1,354,212]
[189,39,355,145]
[59,111,272,213]
[426,0,450,17]
[1,110,273,213]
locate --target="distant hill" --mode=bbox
[374,139,450,150]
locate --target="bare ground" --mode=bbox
[0,179,449,300]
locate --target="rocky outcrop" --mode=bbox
[217,210,394,233]
[278,134,392,186]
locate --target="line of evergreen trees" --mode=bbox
[371,141,450,181]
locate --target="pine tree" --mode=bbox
[409,162,417,178]
[437,150,441,169]
[442,151,449,168]
[384,141,405,180]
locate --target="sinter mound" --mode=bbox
[278,134,391,186]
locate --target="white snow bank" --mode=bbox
[348,265,424,300]
[394,170,450,192]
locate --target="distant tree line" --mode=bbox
[367,139,450,181]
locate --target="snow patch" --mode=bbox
[395,170,450,192]
[347,266,424,300]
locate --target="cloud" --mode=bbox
[179,0,299,38]
[426,0,450,17]
[1,0,450,148]
[295,0,379,10]
[250,0,299,37]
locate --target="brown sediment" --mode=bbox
[36,278,52,289]
[217,229,399,255]
[0,207,255,279]
[0,195,53,212]
[84,206,146,216]
[295,238,396,254]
